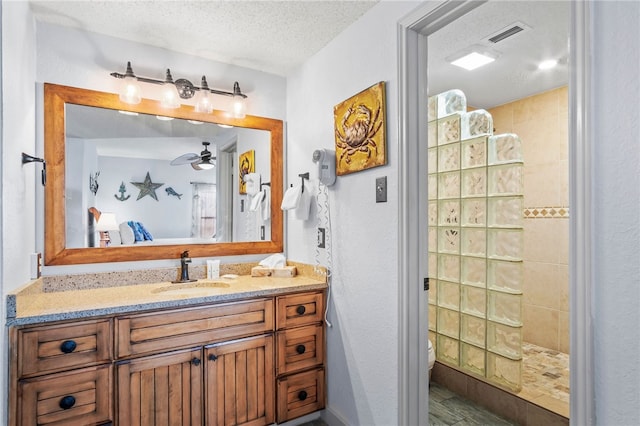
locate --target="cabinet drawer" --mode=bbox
[19,364,112,426]
[18,319,112,377]
[277,324,324,376]
[276,368,325,423]
[116,298,274,358]
[276,292,324,330]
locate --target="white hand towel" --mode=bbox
[244,173,261,196]
[261,187,271,221]
[295,181,313,220]
[281,185,302,210]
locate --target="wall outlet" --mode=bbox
[260,226,265,240]
[317,228,326,248]
[240,199,245,212]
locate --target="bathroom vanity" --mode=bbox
[7,271,326,426]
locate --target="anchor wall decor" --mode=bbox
[114,181,131,201]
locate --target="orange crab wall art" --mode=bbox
[334,81,386,175]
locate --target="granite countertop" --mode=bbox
[7,262,327,326]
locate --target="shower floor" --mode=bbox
[518,342,570,417]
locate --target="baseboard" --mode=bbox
[321,407,349,426]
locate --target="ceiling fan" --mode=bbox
[170,141,216,170]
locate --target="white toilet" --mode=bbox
[428,339,436,381]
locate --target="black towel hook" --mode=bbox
[298,172,309,193]
[22,153,46,186]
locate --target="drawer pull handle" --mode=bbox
[296,305,306,315]
[296,344,306,354]
[298,390,308,401]
[208,354,218,362]
[60,340,77,354]
[59,395,76,410]
[192,357,201,366]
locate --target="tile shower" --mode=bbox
[428,88,570,420]
[428,89,525,392]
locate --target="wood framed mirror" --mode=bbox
[44,83,283,265]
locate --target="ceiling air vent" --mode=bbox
[485,21,531,44]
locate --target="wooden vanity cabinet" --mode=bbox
[10,319,114,426]
[9,289,325,426]
[275,291,326,423]
[115,298,275,426]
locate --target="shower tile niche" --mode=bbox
[427,90,524,392]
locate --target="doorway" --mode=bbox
[397,1,594,425]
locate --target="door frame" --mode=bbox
[396,1,594,424]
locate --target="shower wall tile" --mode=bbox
[438,171,461,199]
[558,312,570,354]
[488,164,524,196]
[437,334,460,366]
[523,304,559,350]
[429,278,438,304]
[523,219,569,264]
[512,88,559,125]
[428,147,438,173]
[487,352,522,392]
[488,290,522,327]
[523,262,569,311]
[461,198,486,227]
[429,304,438,332]
[461,137,487,169]
[437,280,460,310]
[487,321,522,359]
[461,168,486,198]
[438,143,460,172]
[487,229,524,261]
[439,228,461,254]
[488,196,524,228]
[461,313,486,347]
[488,260,523,294]
[461,256,486,287]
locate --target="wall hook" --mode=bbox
[298,172,309,193]
[22,153,46,186]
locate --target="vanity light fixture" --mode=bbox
[111,61,248,117]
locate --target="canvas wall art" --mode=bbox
[239,149,255,194]
[334,81,386,175]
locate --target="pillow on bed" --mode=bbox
[128,221,144,242]
[137,222,153,241]
[108,230,122,246]
[119,222,135,245]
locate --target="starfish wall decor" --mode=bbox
[131,172,164,201]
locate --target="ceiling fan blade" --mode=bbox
[170,152,200,166]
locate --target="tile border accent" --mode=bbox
[523,206,570,219]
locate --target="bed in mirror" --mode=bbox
[44,83,283,265]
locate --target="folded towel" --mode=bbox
[295,181,312,220]
[244,172,261,196]
[249,191,263,212]
[261,187,271,221]
[281,184,302,210]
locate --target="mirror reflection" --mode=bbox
[44,83,283,266]
[64,104,271,248]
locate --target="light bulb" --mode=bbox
[119,62,142,104]
[232,96,246,119]
[232,82,246,118]
[161,85,180,109]
[120,76,141,104]
[195,90,214,114]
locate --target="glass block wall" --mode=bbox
[427,89,524,392]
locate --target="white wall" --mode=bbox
[1,2,37,425]
[592,2,640,424]
[286,2,419,424]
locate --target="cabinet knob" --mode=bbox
[60,340,77,354]
[59,395,76,410]
[296,305,306,315]
[298,390,308,401]
[208,354,218,362]
[296,344,306,354]
[191,357,201,366]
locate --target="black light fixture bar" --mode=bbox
[110,61,247,99]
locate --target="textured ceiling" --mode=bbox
[428,1,569,108]
[29,0,379,77]
[30,1,569,109]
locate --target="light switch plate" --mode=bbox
[376,176,387,203]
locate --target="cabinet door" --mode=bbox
[205,335,274,426]
[116,347,203,426]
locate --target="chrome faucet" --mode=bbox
[173,250,196,283]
